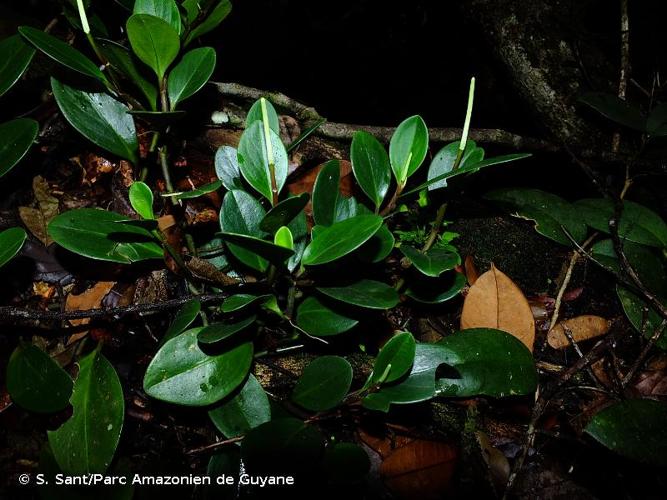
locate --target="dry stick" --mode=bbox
[612,0,630,153]
[185,435,244,455]
[503,337,610,498]
[622,318,667,388]
[0,292,232,324]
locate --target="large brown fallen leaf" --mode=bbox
[18,176,59,246]
[380,439,458,499]
[65,281,115,344]
[460,264,535,351]
[547,315,610,349]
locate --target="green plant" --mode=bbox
[2,2,538,483]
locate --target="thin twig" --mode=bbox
[185,435,244,455]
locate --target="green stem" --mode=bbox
[159,146,176,203]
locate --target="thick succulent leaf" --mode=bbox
[317,279,399,310]
[208,374,270,438]
[312,160,341,227]
[302,214,383,265]
[126,14,180,80]
[198,316,257,344]
[427,140,484,190]
[129,181,154,219]
[6,344,73,413]
[405,272,466,304]
[168,47,216,109]
[400,246,460,277]
[0,227,27,268]
[219,190,268,272]
[296,296,358,337]
[51,78,138,164]
[0,118,39,178]
[215,145,243,190]
[350,131,391,209]
[246,98,280,133]
[370,332,416,384]
[48,349,124,474]
[260,193,310,233]
[389,115,429,183]
[143,328,253,406]
[0,34,36,97]
[133,0,182,34]
[184,0,232,46]
[292,356,353,411]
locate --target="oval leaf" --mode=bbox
[400,246,460,277]
[51,78,138,164]
[215,145,242,190]
[198,316,257,344]
[48,349,124,474]
[0,34,36,97]
[260,193,310,233]
[302,214,383,266]
[296,296,358,336]
[318,279,399,310]
[162,299,201,344]
[350,131,391,209]
[246,98,279,133]
[168,47,216,109]
[427,140,484,190]
[0,118,39,178]
[133,0,182,34]
[208,374,271,438]
[0,227,27,268]
[547,315,611,349]
[219,232,294,266]
[184,0,232,46]
[129,181,154,219]
[19,26,106,83]
[585,399,667,466]
[221,294,271,313]
[292,356,353,411]
[143,328,253,406]
[48,208,163,263]
[460,264,535,352]
[370,332,416,384]
[389,115,429,183]
[219,189,268,272]
[126,14,180,80]
[237,120,288,203]
[312,160,341,227]
[6,344,73,413]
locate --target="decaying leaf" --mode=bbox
[634,356,667,397]
[186,257,240,286]
[65,281,116,343]
[547,315,611,349]
[476,431,510,493]
[464,255,480,285]
[380,439,458,499]
[460,264,536,351]
[18,176,59,246]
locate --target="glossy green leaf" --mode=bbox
[128,181,154,219]
[323,443,370,485]
[0,118,39,178]
[168,47,216,109]
[274,226,294,249]
[208,374,270,438]
[617,286,667,351]
[19,26,106,83]
[260,193,310,234]
[0,227,27,268]
[370,332,416,384]
[486,188,588,246]
[219,232,294,266]
[390,115,429,183]
[435,328,538,398]
[405,272,466,304]
[144,328,253,406]
[302,214,383,265]
[363,329,537,412]
[48,349,124,474]
[220,294,271,313]
[237,121,288,203]
[400,246,460,277]
[98,38,157,110]
[287,209,307,272]
[215,145,242,190]
[48,208,163,263]
[318,279,399,310]
[184,0,232,46]
[335,196,358,222]
[6,344,73,413]
[0,34,36,97]
[579,92,646,131]
[358,222,395,263]
[133,0,182,34]
[575,198,667,247]
[126,14,180,80]
[197,316,257,344]
[219,189,268,271]
[51,78,138,164]
[296,296,358,336]
[162,299,201,344]
[292,356,353,411]
[241,418,325,474]
[312,160,341,227]
[402,154,531,197]
[246,98,280,134]
[350,131,391,209]
[164,180,222,200]
[427,140,484,190]
[585,399,667,466]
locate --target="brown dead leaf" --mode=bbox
[380,439,458,499]
[547,315,610,349]
[32,281,56,299]
[358,429,416,459]
[65,281,115,333]
[476,431,510,493]
[464,255,480,285]
[460,264,536,351]
[634,356,667,397]
[19,176,60,246]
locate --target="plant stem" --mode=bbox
[159,146,176,201]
